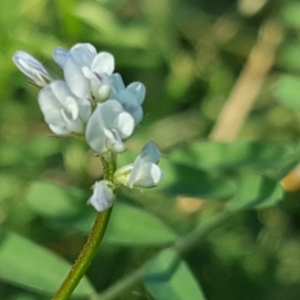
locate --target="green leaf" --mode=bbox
[158,157,235,200]
[0,231,95,296]
[275,74,300,112]
[227,175,284,211]
[170,140,295,174]
[106,204,177,246]
[76,203,178,247]
[144,249,207,300]
[26,181,87,220]
[26,181,177,246]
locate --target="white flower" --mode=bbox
[53,43,114,103]
[111,73,145,126]
[114,141,164,188]
[89,180,114,212]
[38,80,91,135]
[86,100,134,154]
[13,51,52,88]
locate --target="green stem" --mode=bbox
[173,209,233,254]
[52,209,112,300]
[96,209,234,300]
[52,151,116,300]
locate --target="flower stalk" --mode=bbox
[52,152,117,300]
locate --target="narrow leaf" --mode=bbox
[170,140,296,174]
[227,175,284,211]
[76,203,178,247]
[158,158,235,200]
[26,182,177,247]
[0,231,95,296]
[144,249,207,300]
[26,181,87,219]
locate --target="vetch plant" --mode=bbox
[7,2,300,299]
[12,42,293,300]
[13,43,163,299]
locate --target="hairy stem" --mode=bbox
[52,151,116,300]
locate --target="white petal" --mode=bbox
[129,162,163,188]
[49,81,72,105]
[60,109,84,134]
[127,82,146,105]
[97,84,111,101]
[82,70,111,102]
[49,124,70,135]
[78,104,92,123]
[92,52,115,75]
[38,85,65,127]
[72,43,97,54]
[85,105,107,153]
[65,97,79,120]
[69,43,96,68]
[89,181,114,212]
[104,128,125,153]
[63,57,90,100]
[100,100,125,128]
[81,66,95,79]
[114,111,134,139]
[128,155,144,188]
[52,47,68,68]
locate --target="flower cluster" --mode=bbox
[13,43,163,211]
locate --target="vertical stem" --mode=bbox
[52,151,116,300]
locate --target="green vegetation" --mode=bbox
[2,0,300,299]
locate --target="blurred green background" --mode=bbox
[2,0,300,299]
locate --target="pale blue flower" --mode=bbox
[114,141,164,188]
[128,141,163,188]
[53,43,114,103]
[85,100,134,154]
[38,80,91,135]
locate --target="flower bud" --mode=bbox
[114,141,164,188]
[89,180,114,212]
[13,51,52,88]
